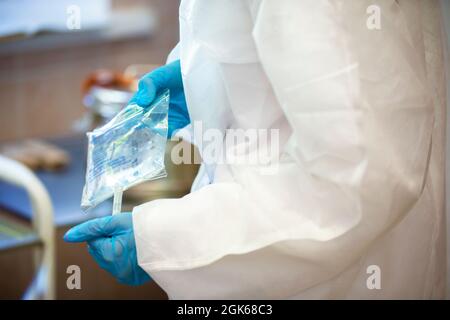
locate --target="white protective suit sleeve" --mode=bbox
[133,0,437,299]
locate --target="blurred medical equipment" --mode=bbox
[64,212,149,286]
[0,155,55,299]
[79,70,136,131]
[81,91,169,213]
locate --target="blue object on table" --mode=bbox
[0,135,111,226]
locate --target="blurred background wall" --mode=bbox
[0,0,180,142]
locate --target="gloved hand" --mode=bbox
[129,59,190,138]
[63,212,150,286]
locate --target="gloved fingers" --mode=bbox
[131,75,158,107]
[130,60,182,107]
[167,90,190,137]
[64,217,111,242]
[64,213,131,242]
[168,111,190,138]
[86,233,150,286]
[87,237,135,284]
[149,60,183,90]
[87,239,116,273]
[87,237,116,263]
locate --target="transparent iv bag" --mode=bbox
[81,90,169,212]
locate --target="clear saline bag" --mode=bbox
[81,90,169,213]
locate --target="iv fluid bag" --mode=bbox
[81,90,169,211]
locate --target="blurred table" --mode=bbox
[0,134,173,299]
[0,134,111,227]
[0,208,39,251]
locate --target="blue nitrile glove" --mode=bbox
[129,59,190,138]
[63,212,150,286]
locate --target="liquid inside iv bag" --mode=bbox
[81,90,169,211]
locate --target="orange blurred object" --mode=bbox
[82,69,136,95]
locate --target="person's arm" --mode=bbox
[133,0,434,298]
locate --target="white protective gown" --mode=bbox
[133,0,448,299]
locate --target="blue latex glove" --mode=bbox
[63,212,150,286]
[129,59,190,138]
